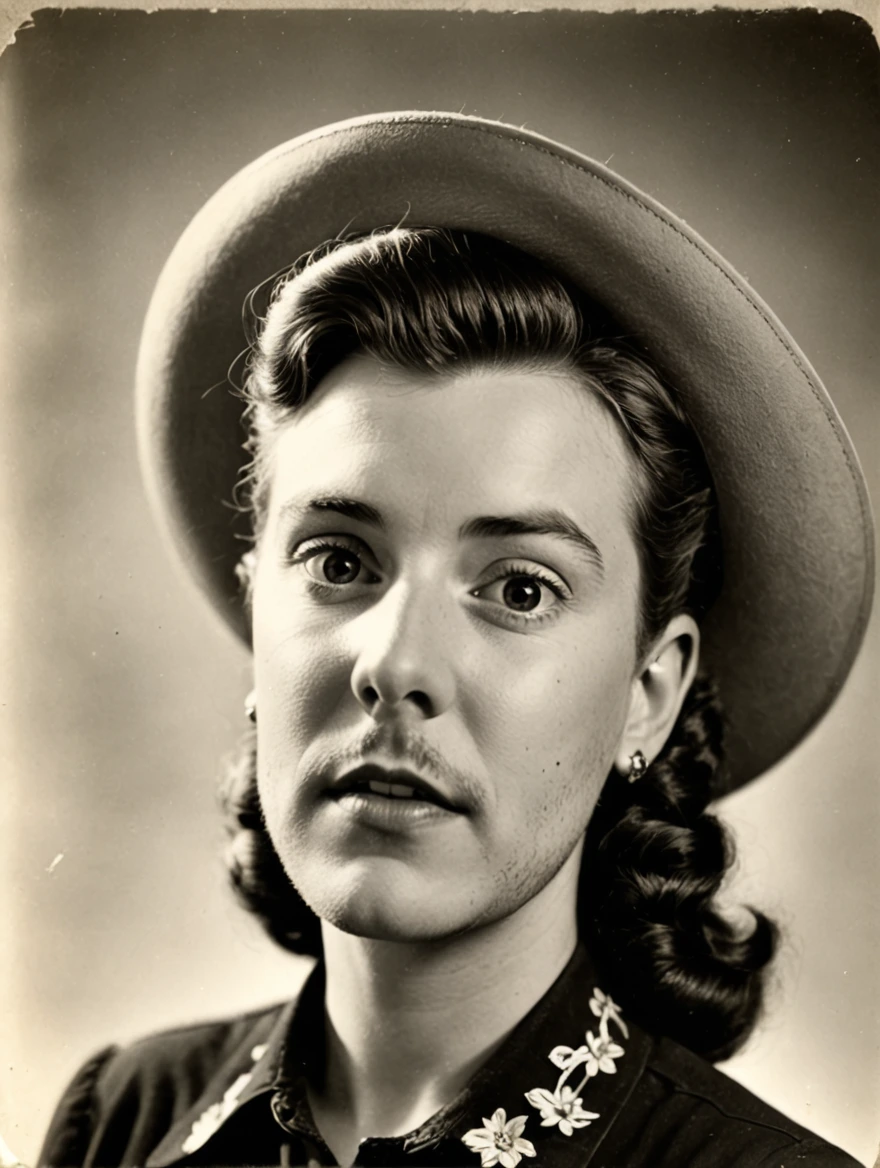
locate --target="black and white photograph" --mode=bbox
[2,9,878,1168]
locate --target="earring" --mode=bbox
[244,691,257,724]
[627,750,648,783]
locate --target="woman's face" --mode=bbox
[251,353,645,942]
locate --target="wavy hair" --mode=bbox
[221,227,777,1061]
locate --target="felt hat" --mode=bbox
[135,111,874,792]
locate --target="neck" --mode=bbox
[308,849,582,1166]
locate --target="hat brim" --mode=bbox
[135,111,874,792]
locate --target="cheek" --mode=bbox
[251,604,352,829]
[472,629,635,869]
[251,568,351,733]
[255,635,345,740]
[480,636,634,775]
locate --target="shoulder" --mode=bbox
[611,1034,862,1167]
[93,1001,282,1094]
[78,1001,282,1106]
[38,1003,286,1168]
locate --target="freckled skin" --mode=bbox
[251,354,644,943]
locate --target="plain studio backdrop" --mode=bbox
[1,10,878,1167]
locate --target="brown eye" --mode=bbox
[301,547,364,586]
[502,576,542,612]
[472,564,568,623]
[320,549,361,585]
[294,537,381,593]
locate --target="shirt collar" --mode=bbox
[405,943,653,1168]
[146,991,302,1167]
[148,945,653,1168]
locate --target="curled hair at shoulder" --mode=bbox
[580,674,778,1062]
[218,725,321,955]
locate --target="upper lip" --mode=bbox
[327,763,463,812]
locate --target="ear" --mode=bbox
[613,614,700,777]
[235,550,257,644]
[235,549,257,598]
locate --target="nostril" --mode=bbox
[358,684,434,717]
[407,690,433,716]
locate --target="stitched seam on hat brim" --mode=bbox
[219,113,875,757]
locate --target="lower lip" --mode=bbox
[327,791,462,831]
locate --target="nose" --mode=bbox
[350,582,457,721]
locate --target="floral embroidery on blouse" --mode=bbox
[461,1108,537,1168]
[461,987,627,1164]
[180,1041,269,1154]
[522,1084,599,1136]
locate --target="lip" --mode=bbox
[327,763,464,814]
[328,788,461,832]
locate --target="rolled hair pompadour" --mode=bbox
[221,226,777,1062]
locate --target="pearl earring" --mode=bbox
[627,750,648,783]
[244,692,257,724]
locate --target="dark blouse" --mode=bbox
[39,946,860,1168]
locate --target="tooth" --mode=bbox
[368,780,393,796]
[389,783,415,798]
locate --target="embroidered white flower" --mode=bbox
[583,1030,624,1077]
[546,1032,623,1079]
[589,988,628,1039]
[524,1085,599,1136]
[461,1109,537,1168]
[181,1072,252,1154]
[548,1043,589,1072]
[180,1040,268,1154]
[523,983,629,1140]
[462,984,628,1164]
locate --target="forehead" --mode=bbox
[264,353,638,549]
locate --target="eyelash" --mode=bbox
[289,536,380,597]
[472,561,571,626]
[288,539,571,623]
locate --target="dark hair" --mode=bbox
[222,227,777,1061]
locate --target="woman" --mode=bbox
[39,113,872,1167]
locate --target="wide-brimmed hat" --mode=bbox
[135,111,874,793]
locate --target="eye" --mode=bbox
[500,576,546,612]
[473,563,570,621]
[306,547,363,586]
[292,537,381,590]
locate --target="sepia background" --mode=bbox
[1,10,878,1166]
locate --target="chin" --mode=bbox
[293,860,490,944]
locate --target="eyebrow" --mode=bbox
[460,510,605,574]
[279,497,603,573]
[279,495,386,529]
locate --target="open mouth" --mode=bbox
[329,763,461,813]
